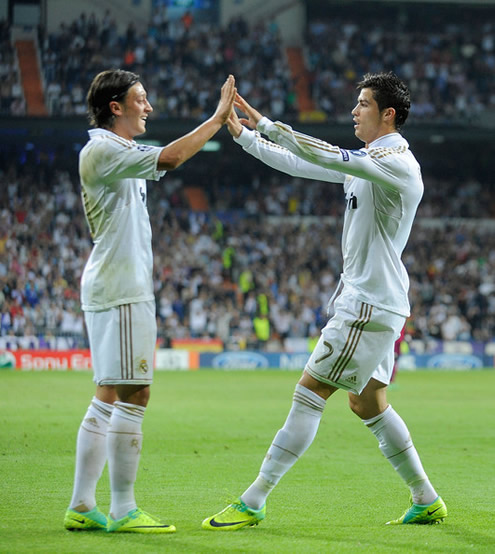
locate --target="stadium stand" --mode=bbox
[304,5,495,124]
[1,3,494,352]
[1,6,493,122]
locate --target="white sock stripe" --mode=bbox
[363,404,392,427]
[293,392,324,413]
[80,423,107,437]
[90,397,114,420]
[271,442,300,460]
[385,444,414,460]
[107,430,143,438]
[113,401,145,423]
[114,401,145,413]
[81,399,112,432]
[293,384,326,413]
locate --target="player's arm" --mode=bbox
[258,117,408,190]
[227,100,345,184]
[233,93,405,190]
[156,75,236,171]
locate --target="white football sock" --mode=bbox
[69,396,113,511]
[363,405,437,505]
[107,401,145,520]
[241,384,325,510]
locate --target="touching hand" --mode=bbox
[234,93,263,129]
[226,109,243,138]
[214,75,236,125]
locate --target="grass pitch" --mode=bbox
[1,368,494,553]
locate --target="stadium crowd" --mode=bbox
[1,5,494,352]
[1,158,494,352]
[38,8,295,121]
[305,11,495,124]
[1,6,494,123]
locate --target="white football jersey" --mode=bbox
[235,118,424,316]
[79,128,165,311]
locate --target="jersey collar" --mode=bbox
[88,128,136,145]
[368,132,408,149]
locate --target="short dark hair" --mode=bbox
[87,69,140,128]
[357,72,411,130]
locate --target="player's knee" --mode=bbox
[96,384,117,405]
[348,393,365,418]
[116,384,150,407]
[348,393,388,420]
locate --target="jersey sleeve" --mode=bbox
[257,117,410,192]
[234,127,346,184]
[89,137,166,184]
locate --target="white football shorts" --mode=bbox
[84,301,157,386]
[305,288,405,395]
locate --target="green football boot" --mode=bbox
[107,507,176,533]
[64,506,107,531]
[202,498,266,531]
[386,496,447,525]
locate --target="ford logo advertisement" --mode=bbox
[427,354,483,369]
[209,352,270,369]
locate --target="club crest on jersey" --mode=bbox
[138,359,149,373]
[346,192,358,210]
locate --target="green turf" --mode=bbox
[1,369,494,553]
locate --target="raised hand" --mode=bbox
[234,93,263,129]
[213,75,236,125]
[226,108,243,138]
